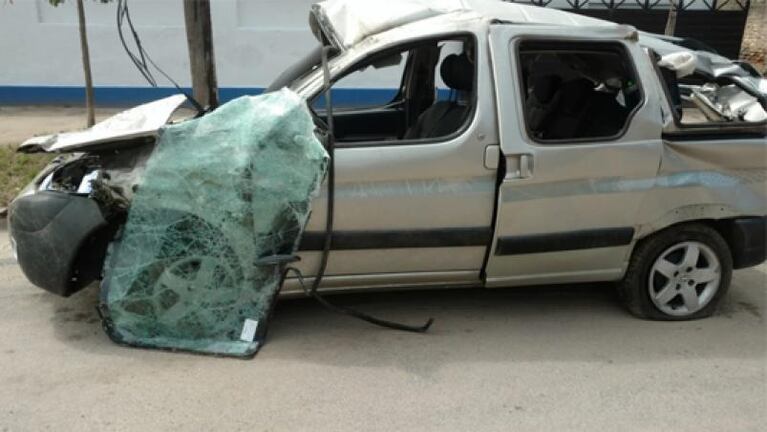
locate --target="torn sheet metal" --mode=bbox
[99,89,328,357]
[18,94,187,153]
[688,84,767,122]
[640,35,767,94]
[310,0,466,49]
[309,0,612,50]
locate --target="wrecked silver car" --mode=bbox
[8,0,767,355]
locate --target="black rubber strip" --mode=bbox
[662,131,766,142]
[495,227,635,256]
[299,227,491,251]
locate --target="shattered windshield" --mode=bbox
[99,89,328,357]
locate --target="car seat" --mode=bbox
[525,74,563,136]
[404,53,473,139]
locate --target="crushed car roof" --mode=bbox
[310,0,613,49]
[309,0,764,98]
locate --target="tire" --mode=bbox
[618,223,732,320]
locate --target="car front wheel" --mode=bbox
[619,223,733,320]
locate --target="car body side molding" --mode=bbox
[495,227,635,256]
[299,227,492,251]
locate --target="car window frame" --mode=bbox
[311,49,411,114]
[513,38,646,146]
[308,32,479,149]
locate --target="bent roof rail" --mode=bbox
[308,0,614,51]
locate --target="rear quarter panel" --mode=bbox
[635,136,767,238]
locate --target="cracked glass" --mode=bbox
[99,89,328,357]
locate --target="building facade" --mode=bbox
[0,0,752,106]
[0,0,318,105]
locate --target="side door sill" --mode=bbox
[282,270,481,295]
[486,267,625,288]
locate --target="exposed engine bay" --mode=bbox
[37,143,152,213]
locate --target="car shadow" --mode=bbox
[42,267,765,370]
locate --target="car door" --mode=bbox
[285,34,499,292]
[484,24,664,287]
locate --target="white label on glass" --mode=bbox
[240,319,259,342]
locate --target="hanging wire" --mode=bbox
[116,0,204,113]
[281,45,433,334]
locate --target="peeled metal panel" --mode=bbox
[310,0,466,48]
[18,94,187,153]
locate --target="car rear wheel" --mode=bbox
[619,223,732,320]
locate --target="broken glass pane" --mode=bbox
[99,89,328,357]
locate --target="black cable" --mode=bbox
[285,267,433,333]
[116,0,204,114]
[308,45,336,295]
[290,45,433,334]
[117,0,155,86]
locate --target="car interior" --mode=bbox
[518,41,642,141]
[311,37,476,145]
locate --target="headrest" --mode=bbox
[530,74,562,103]
[440,53,473,92]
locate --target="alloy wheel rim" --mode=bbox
[648,241,721,317]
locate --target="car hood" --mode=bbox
[18,94,187,153]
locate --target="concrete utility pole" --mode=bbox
[183,0,219,108]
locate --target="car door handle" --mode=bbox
[505,153,533,180]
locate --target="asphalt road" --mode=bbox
[0,227,765,431]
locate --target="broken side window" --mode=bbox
[517,40,643,143]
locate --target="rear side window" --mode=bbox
[517,40,642,143]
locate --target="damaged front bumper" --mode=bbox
[8,95,183,296]
[8,141,154,296]
[9,191,112,296]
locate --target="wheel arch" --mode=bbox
[619,216,736,320]
[633,214,766,270]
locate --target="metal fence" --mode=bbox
[505,0,751,58]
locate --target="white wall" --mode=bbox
[1,0,701,104]
[0,0,318,89]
